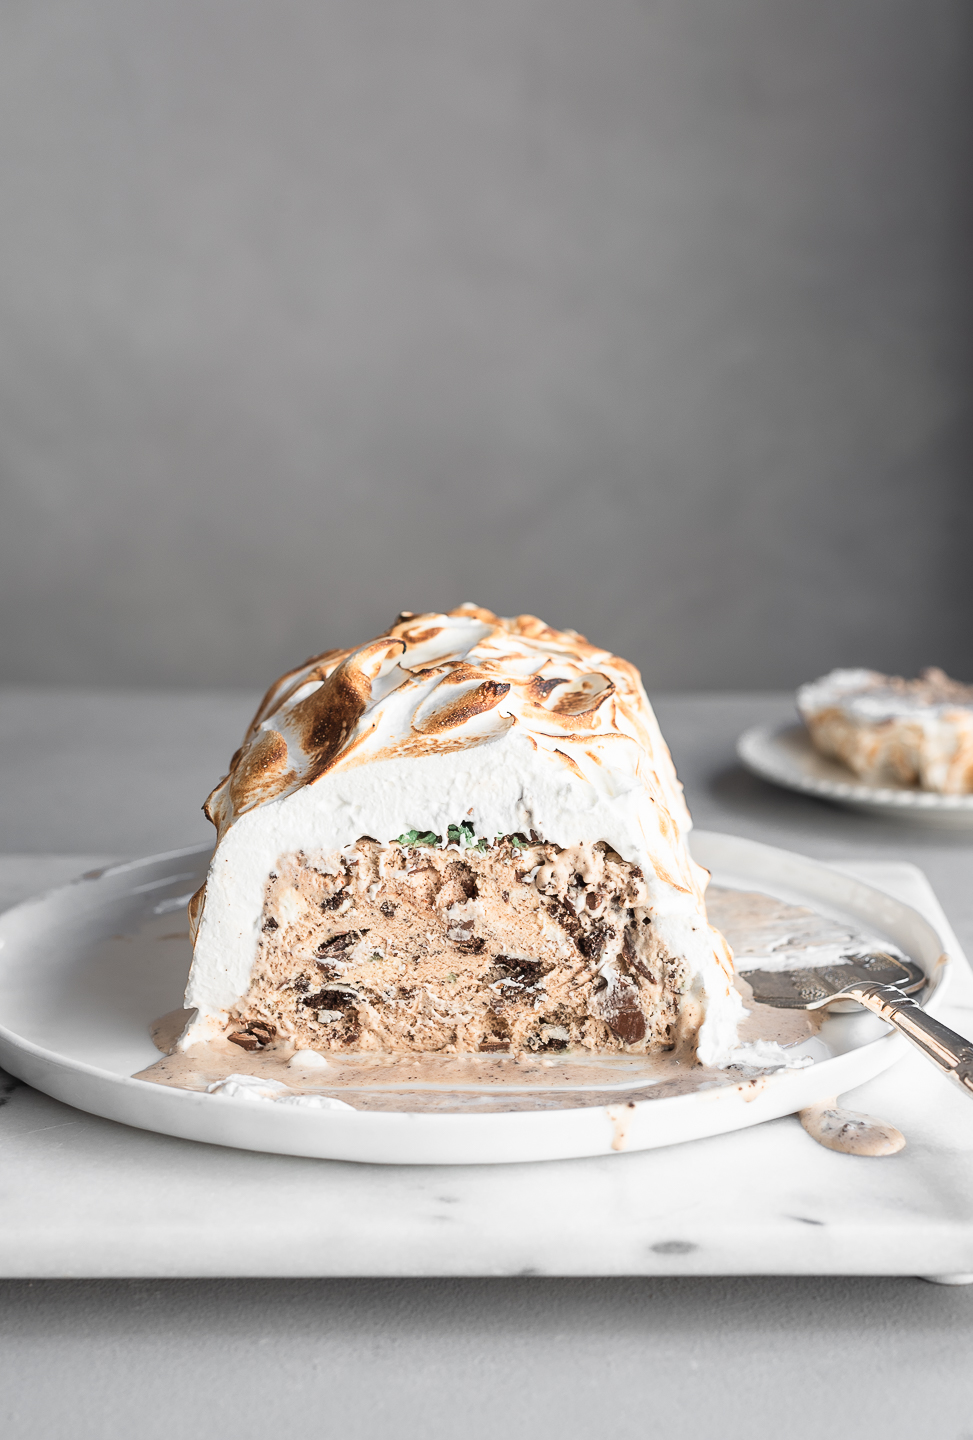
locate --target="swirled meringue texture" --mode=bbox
[183,606,745,1065]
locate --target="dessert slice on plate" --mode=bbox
[798,667,973,795]
[180,606,743,1065]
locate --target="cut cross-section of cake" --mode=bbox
[180,606,743,1064]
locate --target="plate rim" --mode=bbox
[737,721,973,812]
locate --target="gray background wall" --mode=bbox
[1,0,972,691]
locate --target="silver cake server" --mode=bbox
[745,952,973,1099]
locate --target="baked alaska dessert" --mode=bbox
[798,667,973,795]
[180,606,747,1067]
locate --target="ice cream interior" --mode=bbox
[230,834,698,1058]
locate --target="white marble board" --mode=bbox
[0,855,971,1279]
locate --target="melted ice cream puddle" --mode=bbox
[704,887,906,974]
[799,1099,906,1156]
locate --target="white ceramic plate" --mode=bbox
[0,833,955,1165]
[738,722,973,828]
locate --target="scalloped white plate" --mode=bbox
[0,833,956,1164]
[738,722,973,828]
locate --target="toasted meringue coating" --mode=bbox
[204,605,694,854]
[184,606,743,1065]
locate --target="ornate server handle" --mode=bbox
[847,982,973,1099]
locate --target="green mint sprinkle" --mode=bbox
[394,828,440,847]
[448,820,480,848]
[396,824,487,849]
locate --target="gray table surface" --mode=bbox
[2,687,972,1440]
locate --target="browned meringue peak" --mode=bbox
[203,604,692,852]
